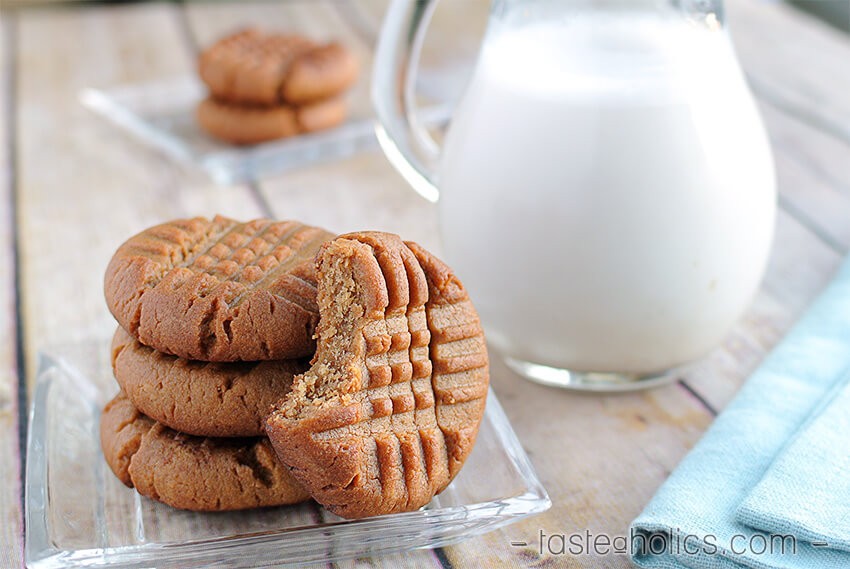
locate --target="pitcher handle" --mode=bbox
[372,0,442,203]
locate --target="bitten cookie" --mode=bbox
[196,96,347,145]
[265,232,489,519]
[198,28,359,106]
[111,327,308,437]
[100,392,310,511]
[104,216,333,362]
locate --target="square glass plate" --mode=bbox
[80,76,451,186]
[25,341,550,568]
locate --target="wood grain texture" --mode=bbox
[436,215,843,564]
[12,1,313,560]
[435,358,715,568]
[761,102,850,253]
[183,4,457,567]
[728,0,850,140]
[437,160,845,564]
[14,2,264,387]
[5,0,850,568]
[185,1,850,567]
[260,150,441,252]
[247,31,711,569]
[0,11,24,569]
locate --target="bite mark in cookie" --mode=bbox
[265,232,489,519]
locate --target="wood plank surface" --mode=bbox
[10,3,269,566]
[182,5,448,567]
[140,1,850,568]
[0,12,24,569]
[14,2,263,383]
[182,3,718,564]
[729,0,850,140]
[247,2,850,566]
[761,102,850,252]
[440,361,717,568]
[233,20,713,569]
[248,146,721,569]
[3,0,850,568]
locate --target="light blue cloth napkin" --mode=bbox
[630,257,850,569]
[737,369,850,554]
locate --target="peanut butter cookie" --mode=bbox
[265,232,489,519]
[111,327,308,437]
[198,28,358,106]
[100,392,310,511]
[196,96,347,145]
[104,216,333,362]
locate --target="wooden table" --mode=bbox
[1,1,849,567]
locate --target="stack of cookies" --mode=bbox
[196,29,359,145]
[101,216,490,518]
[100,217,332,511]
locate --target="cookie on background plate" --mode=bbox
[100,392,310,511]
[196,96,347,145]
[198,28,359,106]
[265,232,489,519]
[104,216,334,362]
[111,327,308,438]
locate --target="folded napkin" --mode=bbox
[737,369,850,555]
[630,257,850,569]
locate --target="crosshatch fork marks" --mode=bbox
[267,233,489,519]
[104,216,334,361]
[120,217,328,306]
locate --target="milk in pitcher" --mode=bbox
[437,13,776,376]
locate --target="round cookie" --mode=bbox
[198,28,359,106]
[196,96,347,146]
[281,43,360,105]
[265,232,489,519]
[111,327,308,437]
[100,392,310,511]
[104,216,334,362]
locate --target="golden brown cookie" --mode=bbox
[196,96,347,146]
[281,43,360,104]
[100,392,310,511]
[198,28,358,106]
[265,232,489,519]
[100,390,153,487]
[111,328,308,437]
[104,216,333,362]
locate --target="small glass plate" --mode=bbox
[25,340,550,568]
[80,76,451,186]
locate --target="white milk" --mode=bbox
[438,14,776,374]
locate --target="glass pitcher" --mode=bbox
[373,0,776,391]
